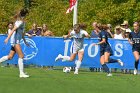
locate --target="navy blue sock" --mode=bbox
[102,64,110,73]
[135,60,139,70]
[108,58,118,63]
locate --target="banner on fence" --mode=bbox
[0,35,136,69]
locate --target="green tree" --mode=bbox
[1,0,140,36]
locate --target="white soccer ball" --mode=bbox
[63,67,71,73]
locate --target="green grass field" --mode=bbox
[0,67,140,93]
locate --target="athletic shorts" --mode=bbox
[70,46,84,54]
[11,46,16,52]
[132,48,140,54]
[100,46,113,57]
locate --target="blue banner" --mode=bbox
[0,35,136,69]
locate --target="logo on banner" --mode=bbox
[20,38,38,60]
[64,39,124,58]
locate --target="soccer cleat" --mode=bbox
[134,69,138,75]
[55,54,62,61]
[74,69,78,74]
[74,71,78,75]
[19,74,29,78]
[117,59,124,66]
[107,73,112,77]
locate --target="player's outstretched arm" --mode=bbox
[83,30,91,38]
[63,34,71,39]
[85,34,91,38]
[4,26,18,44]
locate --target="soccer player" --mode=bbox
[55,24,90,74]
[0,22,16,65]
[128,22,140,75]
[0,9,29,78]
[93,24,124,76]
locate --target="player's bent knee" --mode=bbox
[8,55,13,60]
[8,57,13,60]
[100,62,104,65]
[136,59,139,63]
[105,59,109,63]
[69,59,74,61]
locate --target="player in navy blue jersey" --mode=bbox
[128,22,140,75]
[93,24,124,76]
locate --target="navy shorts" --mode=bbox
[100,46,113,57]
[11,46,16,52]
[132,48,140,54]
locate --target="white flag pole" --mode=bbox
[73,0,78,26]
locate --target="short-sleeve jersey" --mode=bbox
[70,29,88,49]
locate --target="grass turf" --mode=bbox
[0,67,140,93]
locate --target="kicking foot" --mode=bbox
[134,69,138,75]
[74,71,78,75]
[117,59,124,66]
[74,69,79,75]
[107,73,112,77]
[55,54,62,61]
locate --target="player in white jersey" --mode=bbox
[0,22,16,63]
[7,22,16,45]
[55,24,90,74]
[0,9,29,78]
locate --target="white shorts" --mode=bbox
[10,40,20,47]
[70,46,84,54]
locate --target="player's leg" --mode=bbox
[133,51,139,75]
[101,52,112,76]
[55,45,77,62]
[74,50,84,74]
[106,49,124,66]
[104,52,110,63]
[0,47,15,63]
[7,46,16,60]
[0,56,8,63]
[106,48,124,66]
[14,44,29,78]
[100,55,110,74]
[108,58,124,66]
[8,50,15,60]
[69,53,77,61]
[55,53,77,62]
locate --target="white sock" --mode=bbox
[18,58,24,75]
[62,56,70,61]
[0,56,8,63]
[75,60,82,69]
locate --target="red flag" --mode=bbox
[66,0,77,14]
